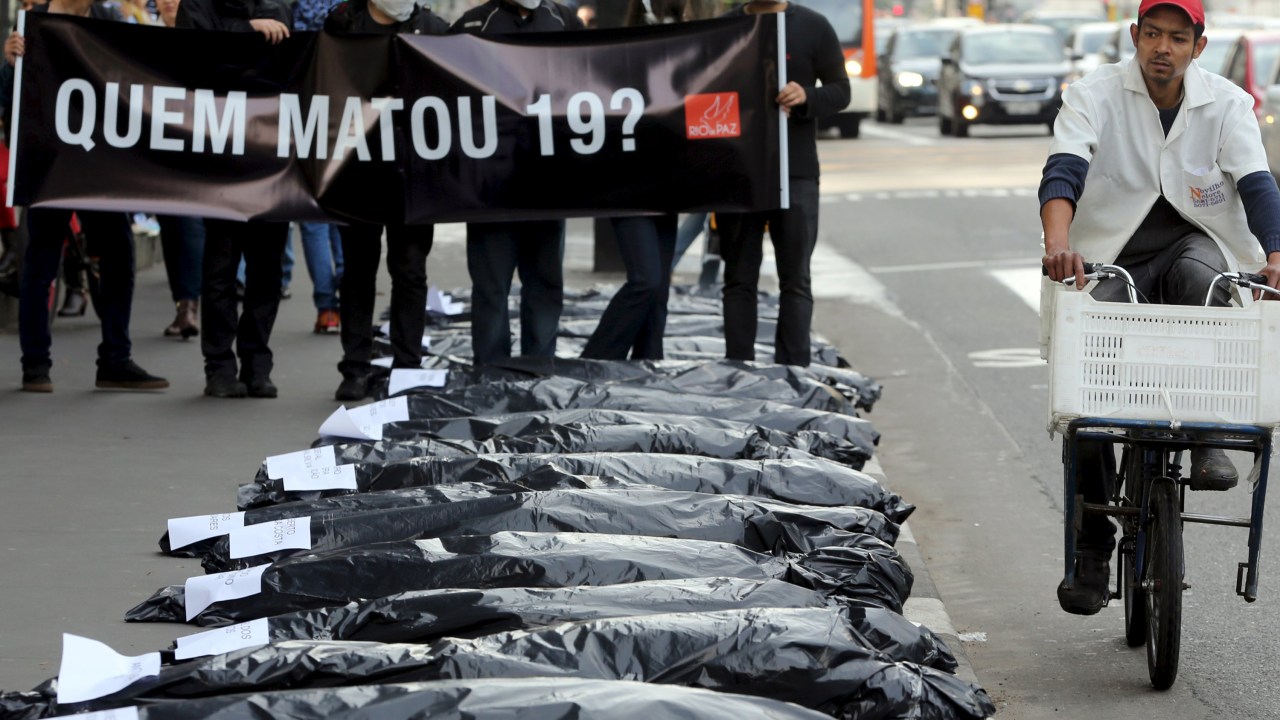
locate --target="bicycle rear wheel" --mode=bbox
[1120,450,1147,648]
[1145,480,1183,690]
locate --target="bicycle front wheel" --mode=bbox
[1145,480,1184,690]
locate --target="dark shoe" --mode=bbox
[204,375,247,398]
[1189,447,1238,491]
[164,299,200,339]
[21,370,52,393]
[314,308,340,335]
[96,360,169,390]
[334,375,368,402]
[57,290,88,318]
[0,272,17,298]
[1057,551,1111,616]
[245,378,278,399]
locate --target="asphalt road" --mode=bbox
[813,117,1280,719]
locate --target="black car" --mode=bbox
[937,24,1072,137]
[876,24,964,123]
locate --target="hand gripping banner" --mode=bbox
[10,12,783,224]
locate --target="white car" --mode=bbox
[1066,21,1121,76]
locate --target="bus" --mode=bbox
[794,0,878,138]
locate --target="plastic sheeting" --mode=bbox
[237,454,914,523]
[1,678,836,720]
[240,580,955,671]
[163,468,641,556]
[379,422,866,467]
[386,357,880,411]
[126,531,912,625]
[393,377,878,453]
[16,609,989,720]
[197,486,899,572]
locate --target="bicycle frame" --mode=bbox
[1062,417,1272,602]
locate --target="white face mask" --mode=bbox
[371,0,415,21]
[512,0,540,9]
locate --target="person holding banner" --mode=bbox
[4,0,170,392]
[177,0,292,398]
[451,0,583,366]
[323,0,448,402]
[580,0,717,361]
[714,0,848,367]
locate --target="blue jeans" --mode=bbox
[157,215,205,302]
[296,222,342,310]
[466,220,565,365]
[20,209,135,371]
[582,214,676,360]
[671,212,707,272]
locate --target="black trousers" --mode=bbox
[581,214,677,361]
[717,177,819,366]
[201,219,288,382]
[338,223,432,379]
[1076,231,1231,553]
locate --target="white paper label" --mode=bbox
[388,369,449,396]
[428,287,465,315]
[167,512,246,550]
[56,635,160,704]
[282,463,358,491]
[371,356,394,368]
[184,564,271,621]
[318,405,379,441]
[49,707,140,720]
[229,517,313,559]
[265,446,337,479]
[376,322,431,349]
[174,618,270,660]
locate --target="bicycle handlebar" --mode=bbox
[1041,263,1280,305]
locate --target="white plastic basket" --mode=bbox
[1047,289,1280,431]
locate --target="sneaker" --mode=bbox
[335,375,368,402]
[1057,551,1111,616]
[21,370,52,393]
[314,309,340,335]
[204,375,248,398]
[245,377,278,399]
[96,360,169,390]
[1189,447,1238,491]
[280,286,292,300]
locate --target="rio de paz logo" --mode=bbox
[685,92,741,139]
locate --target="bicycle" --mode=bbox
[1044,262,1280,689]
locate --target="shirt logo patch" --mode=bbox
[1189,181,1226,208]
[685,92,741,140]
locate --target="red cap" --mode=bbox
[1137,0,1205,25]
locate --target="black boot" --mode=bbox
[1057,550,1111,615]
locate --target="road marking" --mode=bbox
[869,257,1041,274]
[968,347,1044,368]
[990,267,1043,313]
[860,123,937,146]
[811,241,903,317]
[827,187,1035,202]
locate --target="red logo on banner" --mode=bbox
[685,92,741,139]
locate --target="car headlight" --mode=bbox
[896,71,924,88]
[846,59,862,77]
[966,81,984,97]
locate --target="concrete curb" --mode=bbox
[862,456,983,690]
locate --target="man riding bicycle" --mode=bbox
[1040,0,1280,615]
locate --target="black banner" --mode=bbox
[12,12,783,224]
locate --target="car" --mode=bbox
[1097,20,1137,65]
[1258,61,1280,181]
[876,22,966,122]
[1196,27,1247,76]
[937,23,1072,137]
[1220,30,1280,119]
[1064,21,1119,76]
[1019,9,1106,45]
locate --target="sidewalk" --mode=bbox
[0,220,977,697]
